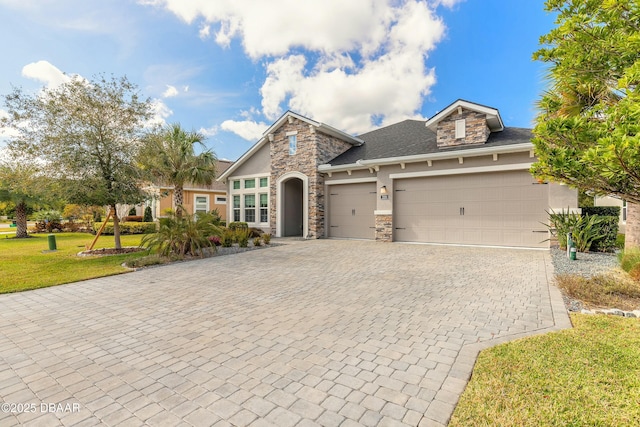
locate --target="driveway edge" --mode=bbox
[421,251,572,426]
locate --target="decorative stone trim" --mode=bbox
[375,214,393,242]
[579,308,639,318]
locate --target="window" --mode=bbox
[232,180,240,190]
[233,195,240,222]
[259,177,268,188]
[623,200,627,222]
[455,119,466,139]
[289,135,297,155]
[260,193,268,223]
[244,194,256,223]
[215,195,227,204]
[244,179,256,189]
[194,195,208,214]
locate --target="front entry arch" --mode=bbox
[276,172,309,238]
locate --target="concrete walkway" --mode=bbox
[0,240,570,426]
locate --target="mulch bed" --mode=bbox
[78,247,148,257]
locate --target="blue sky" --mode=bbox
[0,0,556,162]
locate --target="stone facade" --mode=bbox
[374,214,393,242]
[269,119,352,238]
[436,109,490,148]
[626,202,640,249]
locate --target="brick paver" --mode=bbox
[0,240,569,426]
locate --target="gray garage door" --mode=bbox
[328,182,376,239]
[394,170,549,248]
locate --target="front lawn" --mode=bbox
[450,314,640,426]
[0,233,148,293]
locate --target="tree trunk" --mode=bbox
[112,204,122,249]
[14,200,29,238]
[625,202,640,250]
[174,186,184,218]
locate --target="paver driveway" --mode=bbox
[0,240,569,426]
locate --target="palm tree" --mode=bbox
[141,123,217,217]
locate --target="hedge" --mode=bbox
[93,221,157,235]
[581,206,621,217]
[589,215,620,253]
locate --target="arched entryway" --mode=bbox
[276,172,308,238]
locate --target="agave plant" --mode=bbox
[142,208,222,257]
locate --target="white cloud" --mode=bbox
[199,24,210,40]
[143,0,451,134]
[146,99,173,128]
[220,120,267,141]
[162,84,179,98]
[21,60,71,88]
[198,125,218,137]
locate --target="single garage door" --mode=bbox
[394,170,549,248]
[328,182,376,239]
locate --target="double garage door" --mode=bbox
[328,171,549,247]
[393,170,549,248]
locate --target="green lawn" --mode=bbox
[450,314,640,427]
[0,232,148,293]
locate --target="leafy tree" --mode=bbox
[531,0,640,249]
[140,123,217,217]
[2,75,153,248]
[0,162,54,238]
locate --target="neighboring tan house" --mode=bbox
[594,195,627,233]
[155,160,233,220]
[217,100,578,248]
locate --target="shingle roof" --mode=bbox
[328,120,533,166]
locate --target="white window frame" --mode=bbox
[232,195,241,222]
[288,134,297,155]
[194,194,209,215]
[455,119,466,139]
[259,193,269,223]
[228,174,270,225]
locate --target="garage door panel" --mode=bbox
[328,182,376,239]
[394,171,549,248]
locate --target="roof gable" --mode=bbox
[424,99,504,133]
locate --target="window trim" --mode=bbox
[194,194,209,215]
[215,195,227,204]
[288,134,297,155]
[228,174,270,225]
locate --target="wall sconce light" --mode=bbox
[380,185,389,200]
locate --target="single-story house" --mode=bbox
[153,159,233,220]
[218,100,577,248]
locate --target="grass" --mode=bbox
[450,314,640,427]
[0,232,148,293]
[556,271,640,311]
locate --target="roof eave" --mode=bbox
[320,142,534,172]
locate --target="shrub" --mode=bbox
[253,237,261,247]
[616,233,625,249]
[32,209,63,233]
[236,228,250,248]
[208,235,221,246]
[221,229,234,247]
[209,209,222,226]
[248,227,262,238]
[545,210,613,252]
[581,206,621,217]
[262,233,272,244]
[143,206,153,222]
[141,211,222,257]
[588,215,619,252]
[128,207,137,216]
[229,222,248,231]
[619,249,640,274]
[93,221,157,235]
